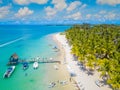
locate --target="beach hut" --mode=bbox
[8,53,19,65]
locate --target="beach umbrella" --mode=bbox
[67,65,76,77]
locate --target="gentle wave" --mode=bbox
[0,37,24,48]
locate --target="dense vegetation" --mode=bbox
[65,24,120,90]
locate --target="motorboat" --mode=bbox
[23,62,29,70]
[33,62,39,69]
[3,66,15,78]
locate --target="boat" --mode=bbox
[3,66,15,78]
[23,62,29,70]
[33,62,39,69]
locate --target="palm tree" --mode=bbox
[65,24,120,90]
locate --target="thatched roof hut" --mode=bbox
[12,53,18,59]
[9,53,19,64]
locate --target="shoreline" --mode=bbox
[53,33,112,90]
[44,34,75,90]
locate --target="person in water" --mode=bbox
[25,73,28,76]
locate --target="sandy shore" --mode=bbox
[44,34,76,90]
[53,33,112,90]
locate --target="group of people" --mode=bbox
[48,80,68,88]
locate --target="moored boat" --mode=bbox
[23,62,29,70]
[33,62,39,69]
[3,66,15,78]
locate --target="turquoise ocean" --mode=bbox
[0,25,70,90]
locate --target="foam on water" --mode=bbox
[0,37,24,47]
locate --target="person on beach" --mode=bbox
[69,77,72,82]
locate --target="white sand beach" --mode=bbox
[54,33,112,90]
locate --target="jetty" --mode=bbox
[18,59,61,64]
[7,53,61,65]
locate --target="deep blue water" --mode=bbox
[0,25,69,44]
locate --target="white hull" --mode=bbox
[3,66,15,78]
[33,62,39,69]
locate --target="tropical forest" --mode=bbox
[65,24,120,90]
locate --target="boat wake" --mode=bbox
[0,37,24,48]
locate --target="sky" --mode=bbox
[0,0,120,24]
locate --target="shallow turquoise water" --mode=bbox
[0,25,71,90]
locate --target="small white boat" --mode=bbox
[3,66,15,78]
[33,62,39,69]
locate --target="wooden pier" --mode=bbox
[7,53,61,65]
[18,59,61,64]
[7,57,61,65]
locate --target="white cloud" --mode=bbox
[14,0,48,5]
[96,0,120,6]
[15,7,33,18]
[52,0,67,11]
[99,10,106,14]
[31,0,48,4]
[0,5,10,19]
[105,12,116,20]
[65,12,82,20]
[92,11,117,21]
[14,0,28,5]
[98,10,117,20]
[0,0,2,3]
[94,14,101,19]
[67,1,81,12]
[80,4,87,9]
[45,0,67,18]
[45,6,56,17]
[86,14,91,19]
